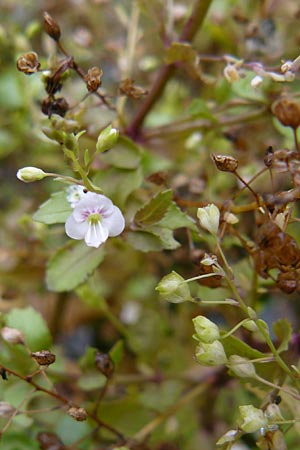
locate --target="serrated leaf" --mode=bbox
[100,135,141,169]
[165,42,197,65]
[273,319,292,353]
[46,241,105,292]
[158,202,197,230]
[135,189,173,226]
[6,307,52,351]
[33,191,71,224]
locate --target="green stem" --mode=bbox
[255,374,300,400]
[183,271,223,283]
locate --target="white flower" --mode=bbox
[65,192,125,248]
[66,185,86,208]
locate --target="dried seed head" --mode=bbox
[272,97,300,129]
[95,352,114,378]
[43,12,61,41]
[41,97,69,117]
[84,66,103,92]
[1,326,25,344]
[16,51,40,75]
[212,154,238,172]
[276,271,297,294]
[264,146,274,168]
[37,431,64,450]
[31,350,56,366]
[119,78,148,99]
[67,406,87,421]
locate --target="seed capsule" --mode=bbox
[16,52,40,75]
[212,154,238,172]
[84,67,103,92]
[67,406,87,421]
[31,350,56,366]
[43,12,61,41]
[95,352,114,378]
[272,97,300,129]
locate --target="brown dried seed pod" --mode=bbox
[119,78,148,99]
[276,271,297,294]
[212,154,238,172]
[41,97,69,117]
[31,350,56,366]
[67,406,87,421]
[264,146,274,168]
[16,52,40,75]
[95,352,114,378]
[37,431,65,450]
[43,12,61,41]
[84,67,103,92]
[272,97,300,129]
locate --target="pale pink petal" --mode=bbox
[85,222,109,248]
[65,215,88,239]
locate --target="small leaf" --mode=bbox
[165,42,197,65]
[135,189,173,225]
[186,98,217,121]
[100,135,141,169]
[6,307,52,351]
[273,319,292,353]
[110,340,124,367]
[158,202,197,230]
[222,334,265,360]
[33,191,71,224]
[46,241,105,292]
[126,230,164,252]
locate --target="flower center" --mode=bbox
[87,212,102,224]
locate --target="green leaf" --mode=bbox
[186,98,217,121]
[93,167,143,207]
[165,42,197,65]
[273,319,292,353]
[100,135,141,169]
[46,241,105,292]
[135,189,173,226]
[1,433,39,450]
[222,334,265,360]
[33,191,71,224]
[158,202,197,231]
[126,230,164,252]
[6,307,52,351]
[110,340,124,367]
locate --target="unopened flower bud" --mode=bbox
[224,64,240,82]
[265,403,284,423]
[96,125,119,153]
[223,212,239,225]
[228,355,256,378]
[242,319,258,332]
[212,154,238,173]
[192,315,220,343]
[31,350,56,366]
[216,429,240,445]
[17,167,47,183]
[43,12,61,41]
[0,402,15,418]
[251,75,263,88]
[197,204,220,235]
[1,326,25,344]
[195,340,227,366]
[95,352,114,378]
[156,271,193,303]
[272,97,300,129]
[67,406,87,421]
[239,405,267,433]
[16,51,40,75]
[85,67,103,92]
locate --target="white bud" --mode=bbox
[239,405,267,433]
[228,355,256,378]
[1,326,25,344]
[17,166,47,183]
[251,75,263,89]
[96,125,119,153]
[223,211,239,224]
[0,402,15,418]
[197,204,220,235]
[193,315,220,343]
[195,340,227,366]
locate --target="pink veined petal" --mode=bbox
[65,214,88,239]
[84,222,109,248]
[73,193,114,222]
[104,206,125,237]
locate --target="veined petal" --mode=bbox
[85,222,109,248]
[65,215,88,239]
[105,206,125,237]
